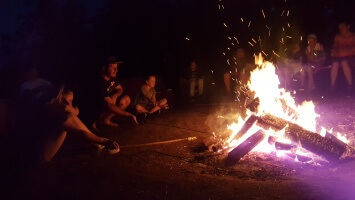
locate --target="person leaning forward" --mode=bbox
[93,56,138,130]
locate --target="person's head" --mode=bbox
[62,89,74,105]
[145,75,156,88]
[339,22,351,35]
[103,56,122,78]
[190,61,197,71]
[234,48,245,59]
[307,34,317,48]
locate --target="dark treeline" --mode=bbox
[0,0,354,99]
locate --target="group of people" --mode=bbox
[222,22,355,97]
[18,56,169,164]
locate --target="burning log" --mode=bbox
[227,130,266,165]
[234,115,258,140]
[257,114,352,161]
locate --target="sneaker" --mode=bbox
[97,144,120,155]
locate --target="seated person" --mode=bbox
[278,42,305,90]
[187,61,204,101]
[330,22,355,92]
[38,88,119,163]
[20,67,52,103]
[223,47,254,96]
[134,75,168,115]
[304,34,325,91]
[93,56,138,129]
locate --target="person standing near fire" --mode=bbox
[330,22,355,93]
[223,47,254,97]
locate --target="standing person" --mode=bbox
[279,42,305,90]
[134,75,168,115]
[93,56,138,130]
[187,61,204,101]
[223,47,254,96]
[304,34,325,92]
[330,22,355,93]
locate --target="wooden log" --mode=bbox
[234,115,258,140]
[257,114,351,161]
[275,141,296,151]
[227,130,266,165]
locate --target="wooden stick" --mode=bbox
[120,137,197,148]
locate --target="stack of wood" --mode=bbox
[223,113,354,164]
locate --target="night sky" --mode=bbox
[0,0,354,97]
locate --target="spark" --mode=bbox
[248,41,254,46]
[221,5,224,9]
[223,23,227,27]
[265,25,270,30]
[227,47,230,50]
[248,21,251,27]
[300,36,303,41]
[269,30,271,36]
[281,10,285,16]
[241,17,244,22]
[234,37,239,44]
[282,27,285,31]
[272,50,280,57]
[281,37,284,43]
[286,35,292,39]
[262,51,267,56]
[218,4,221,10]
[227,59,230,65]
[251,38,257,43]
[261,9,266,18]
[185,37,190,41]
[231,42,235,45]
[284,48,288,51]
[212,82,215,85]
[211,70,214,73]
[288,23,291,27]
[287,10,290,16]
[228,36,232,40]
[222,52,226,55]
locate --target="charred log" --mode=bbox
[257,114,351,161]
[227,130,266,165]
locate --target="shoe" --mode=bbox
[97,144,120,155]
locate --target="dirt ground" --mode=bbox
[2,97,355,200]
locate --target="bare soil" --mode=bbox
[2,98,355,200]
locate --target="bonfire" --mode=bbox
[208,54,354,165]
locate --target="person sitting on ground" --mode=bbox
[38,87,119,163]
[187,61,204,101]
[134,75,168,116]
[304,34,325,92]
[223,47,254,96]
[330,22,355,93]
[93,56,138,129]
[20,67,52,102]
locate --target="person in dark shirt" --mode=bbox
[93,56,138,130]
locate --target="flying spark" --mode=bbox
[281,10,285,16]
[185,37,190,41]
[248,41,254,46]
[287,10,290,16]
[241,18,244,22]
[272,50,280,57]
[248,21,251,27]
[223,23,227,27]
[261,9,266,18]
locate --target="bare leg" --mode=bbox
[136,104,148,113]
[224,73,231,93]
[331,61,340,87]
[189,79,196,97]
[42,130,67,162]
[341,60,352,86]
[307,67,315,90]
[102,95,131,126]
[197,78,204,95]
[149,98,168,113]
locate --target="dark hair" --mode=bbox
[145,75,155,81]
